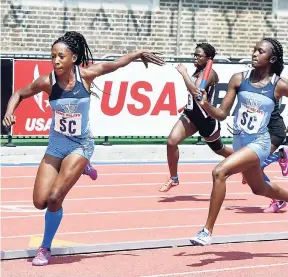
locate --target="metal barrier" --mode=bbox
[2,53,288,63]
[2,134,287,147]
[100,54,232,63]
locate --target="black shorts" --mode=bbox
[268,117,286,148]
[183,109,221,138]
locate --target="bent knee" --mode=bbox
[33,199,47,210]
[167,137,179,148]
[212,165,228,181]
[47,190,64,206]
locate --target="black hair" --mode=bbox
[263,37,284,76]
[196,42,216,60]
[52,31,94,66]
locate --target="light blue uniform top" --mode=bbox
[232,70,279,163]
[46,65,94,160]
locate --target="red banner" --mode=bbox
[11,59,288,137]
[13,60,53,135]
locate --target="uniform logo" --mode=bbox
[245,97,262,111]
[61,103,78,114]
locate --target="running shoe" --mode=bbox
[32,247,51,266]
[83,161,98,180]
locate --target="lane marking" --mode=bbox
[0,192,255,203]
[1,170,280,179]
[2,179,287,190]
[0,204,283,219]
[2,221,288,239]
[139,263,288,277]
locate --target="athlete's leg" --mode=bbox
[204,129,234,158]
[263,134,287,212]
[200,118,234,158]
[159,115,197,192]
[190,146,261,246]
[191,145,288,246]
[33,154,62,210]
[31,153,62,266]
[32,153,87,266]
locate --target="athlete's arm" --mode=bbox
[83,50,165,80]
[176,64,216,99]
[2,75,51,127]
[199,72,242,121]
[275,77,288,98]
[176,64,198,98]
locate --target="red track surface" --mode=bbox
[1,163,288,276]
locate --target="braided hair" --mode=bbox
[263,38,284,76]
[52,31,94,66]
[196,42,217,60]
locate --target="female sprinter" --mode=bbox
[159,43,234,192]
[190,38,288,245]
[2,31,165,265]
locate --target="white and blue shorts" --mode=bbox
[46,132,94,160]
[233,132,271,164]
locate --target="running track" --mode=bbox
[1,162,288,277]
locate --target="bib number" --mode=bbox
[54,110,82,136]
[237,105,264,134]
[186,93,193,110]
[186,76,197,110]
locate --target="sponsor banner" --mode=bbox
[12,59,288,136]
[13,60,53,135]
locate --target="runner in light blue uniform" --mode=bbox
[238,73,288,213]
[47,65,97,181]
[2,31,165,266]
[188,37,288,246]
[46,65,94,160]
[232,69,278,164]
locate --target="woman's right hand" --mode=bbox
[139,50,166,68]
[2,114,16,128]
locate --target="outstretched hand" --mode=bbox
[140,51,166,68]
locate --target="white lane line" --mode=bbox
[2,220,288,239]
[0,204,280,219]
[1,179,287,190]
[139,263,288,277]
[0,170,280,179]
[0,192,254,203]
